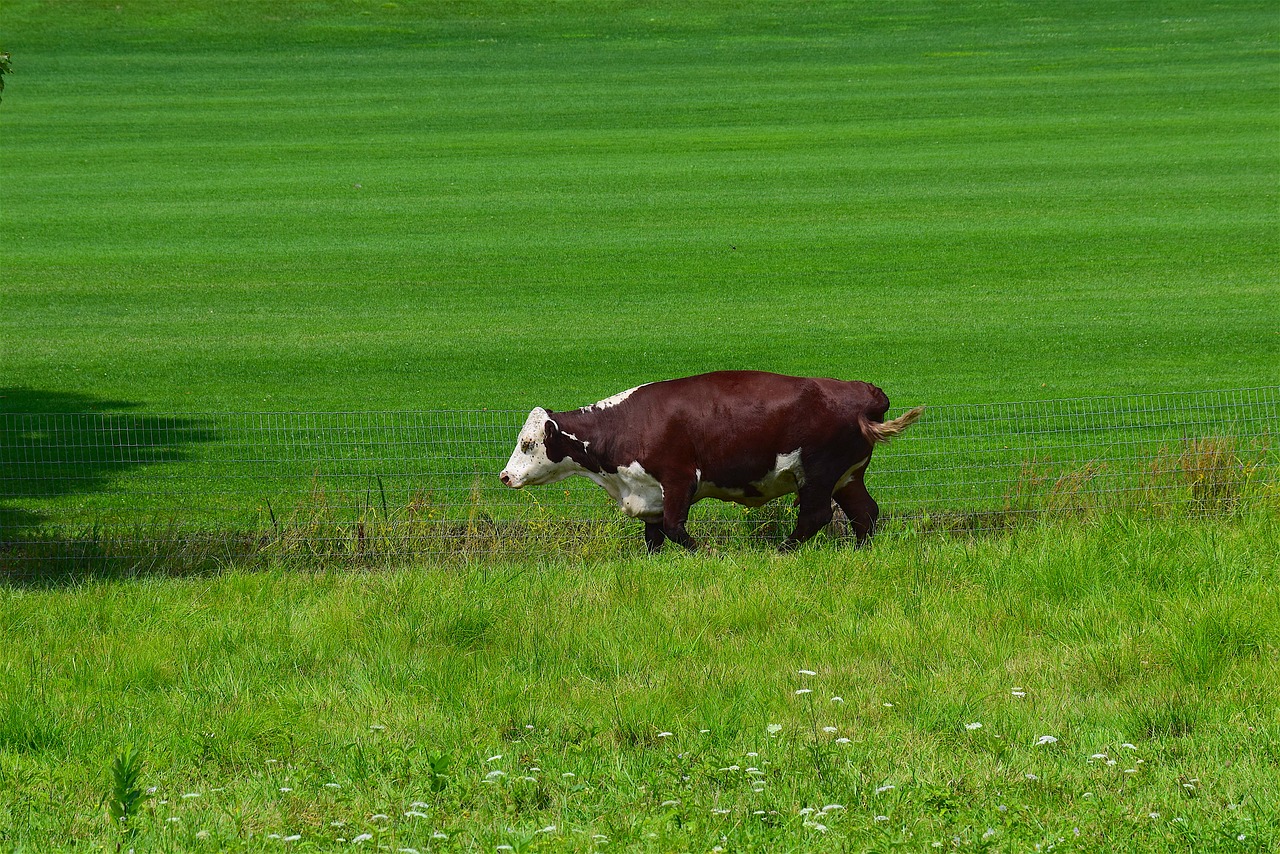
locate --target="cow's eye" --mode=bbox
[521,440,535,454]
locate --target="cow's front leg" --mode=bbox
[659,475,698,552]
[643,521,667,553]
[780,484,836,552]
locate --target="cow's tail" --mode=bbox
[860,405,925,445]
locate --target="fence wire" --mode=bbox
[1,387,1276,573]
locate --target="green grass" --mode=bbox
[2,514,1278,850]
[1,5,1278,850]
[3,1,1277,413]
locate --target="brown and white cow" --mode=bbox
[500,371,923,552]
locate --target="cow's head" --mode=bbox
[500,408,580,488]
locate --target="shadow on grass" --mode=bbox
[1,388,217,586]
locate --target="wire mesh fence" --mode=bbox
[2,387,1276,575]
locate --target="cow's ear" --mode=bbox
[543,416,561,441]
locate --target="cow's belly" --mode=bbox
[695,449,804,508]
[585,449,840,519]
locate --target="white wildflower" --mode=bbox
[875,785,895,794]
[798,669,817,676]
[965,722,983,731]
[795,688,813,695]
[1035,735,1058,746]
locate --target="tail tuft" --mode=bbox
[861,405,924,445]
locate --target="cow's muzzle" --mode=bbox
[500,471,518,488]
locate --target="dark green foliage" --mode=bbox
[102,743,148,835]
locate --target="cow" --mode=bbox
[500,371,923,552]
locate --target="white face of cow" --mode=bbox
[500,407,576,489]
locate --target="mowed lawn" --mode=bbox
[2,0,1277,413]
[2,515,1278,851]
[2,3,1279,852]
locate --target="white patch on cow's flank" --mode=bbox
[834,455,871,491]
[696,449,805,507]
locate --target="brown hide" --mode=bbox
[533,371,921,552]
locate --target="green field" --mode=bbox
[3,516,1278,851]
[3,1,1276,413]
[2,2,1279,851]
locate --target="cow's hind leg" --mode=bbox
[643,521,667,553]
[833,469,879,545]
[780,484,837,552]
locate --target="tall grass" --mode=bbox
[1,513,1276,850]
[6,431,1272,583]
